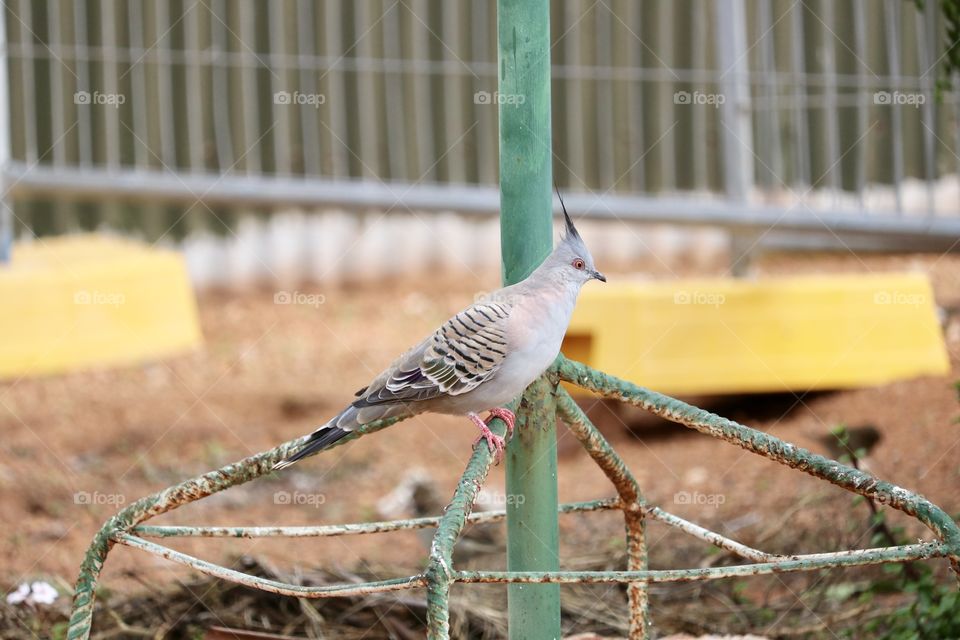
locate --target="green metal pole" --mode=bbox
[497,1,562,638]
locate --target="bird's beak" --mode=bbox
[592,270,606,283]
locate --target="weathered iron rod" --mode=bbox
[67,416,404,639]
[554,385,649,636]
[116,533,427,597]
[553,355,960,578]
[425,403,513,638]
[455,541,947,583]
[132,498,621,539]
[645,506,782,563]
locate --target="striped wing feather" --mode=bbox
[356,302,511,407]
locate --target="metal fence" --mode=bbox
[3,0,960,256]
[67,355,960,639]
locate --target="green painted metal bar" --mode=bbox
[132,498,620,539]
[497,0,562,638]
[425,402,513,638]
[553,385,649,637]
[552,355,960,580]
[116,533,427,597]
[67,416,404,639]
[454,541,948,583]
[68,352,960,638]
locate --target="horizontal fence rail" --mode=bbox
[1,0,959,257]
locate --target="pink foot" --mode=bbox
[469,412,506,464]
[486,407,516,440]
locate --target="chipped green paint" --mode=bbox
[455,541,949,584]
[554,385,648,637]
[133,497,619,539]
[553,354,960,578]
[68,356,960,640]
[67,417,401,638]
[426,400,514,638]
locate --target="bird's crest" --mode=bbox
[556,188,581,243]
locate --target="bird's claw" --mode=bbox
[472,424,506,464]
[469,411,513,464]
[487,407,516,440]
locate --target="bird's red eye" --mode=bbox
[572,258,585,270]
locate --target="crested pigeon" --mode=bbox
[275,201,604,469]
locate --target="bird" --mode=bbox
[274,199,605,470]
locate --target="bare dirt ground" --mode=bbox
[2,251,960,637]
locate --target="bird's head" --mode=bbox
[547,193,605,286]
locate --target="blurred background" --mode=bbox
[2,1,960,638]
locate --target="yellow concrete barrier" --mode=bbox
[563,273,949,395]
[0,235,202,379]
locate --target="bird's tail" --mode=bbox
[273,402,409,471]
[273,421,352,470]
[273,406,356,471]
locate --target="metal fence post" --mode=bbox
[0,3,12,264]
[497,1,562,638]
[715,0,756,274]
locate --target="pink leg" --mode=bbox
[486,407,516,439]
[469,412,506,464]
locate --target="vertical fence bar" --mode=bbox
[0,1,11,262]
[17,0,37,166]
[268,0,290,176]
[820,0,840,195]
[472,0,495,185]
[295,0,320,177]
[409,0,435,182]
[594,5,614,188]
[716,0,753,202]
[47,0,66,168]
[917,0,937,214]
[382,3,406,181]
[884,0,904,213]
[185,2,204,173]
[853,0,868,208]
[758,0,783,186]
[154,0,175,169]
[102,0,120,171]
[442,3,466,183]
[323,0,347,178]
[210,0,234,172]
[498,1,561,638]
[239,1,260,175]
[128,0,149,169]
[353,0,378,179]
[789,2,809,187]
[690,4,706,191]
[563,1,585,188]
[626,0,644,192]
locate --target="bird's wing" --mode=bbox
[356,301,512,407]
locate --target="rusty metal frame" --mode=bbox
[68,355,960,639]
